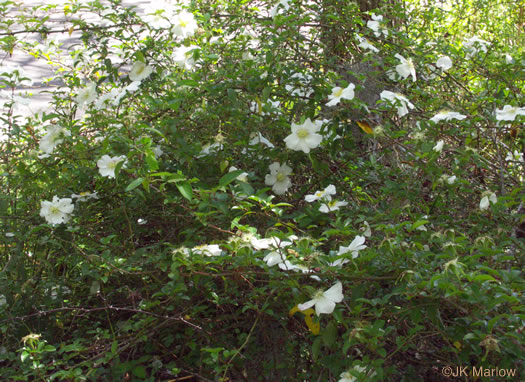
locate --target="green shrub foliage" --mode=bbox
[0,0,523,380]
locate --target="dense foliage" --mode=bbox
[1,0,524,380]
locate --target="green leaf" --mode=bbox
[312,336,323,362]
[411,220,429,230]
[20,351,30,362]
[43,345,56,352]
[219,170,243,187]
[132,366,147,378]
[322,321,338,348]
[177,182,193,201]
[111,341,118,354]
[145,153,159,171]
[471,274,498,283]
[125,178,144,192]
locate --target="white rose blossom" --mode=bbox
[192,244,222,256]
[394,54,416,82]
[40,196,74,225]
[305,184,336,203]
[436,56,453,71]
[172,45,199,70]
[265,162,292,195]
[129,61,153,82]
[356,35,379,53]
[298,281,344,316]
[71,191,98,202]
[326,83,355,106]
[495,105,525,121]
[97,155,127,178]
[479,192,497,211]
[367,14,388,37]
[361,221,372,237]
[430,110,467,123]
[228,166,249,183]
[505,150,524,163]
[380,91,414,117]
[463,36,490,55]
[337,235,367,259]
[172,10,198,38]
[39,125,71,156]
[319,200,348,213]
[284,118,323,153]
[433,140,444,153]
[75,82,97,107]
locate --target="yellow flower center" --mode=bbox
[276,173,286,182]
[180,21,188,27]
[313,290,324,299]
[297,128,309,139]
[334,88,344,97]
[50,206,60,215]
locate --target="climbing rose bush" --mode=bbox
[0,0,523,380]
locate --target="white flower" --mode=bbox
[495,105,525,121]
[436,56,453,71]
[229,166,249,182]
[505,54,513,64]
[0,295,6,307]
[356,35,379,53]
[433,140,444,152]
[479,192,497,211]
[192,244,222,256]
[339,366,370,382]
[464,36,490,55]
[129,61,153,82]
[97,155,127,178]
[430,110,467,123]
[447,175,456,184]
[125,81,141,93]
[199,142,223,157]
[305,184,336,202]
[39,125,71,155]
[75,82,97,107]
[5,232,15,238]
[143,10,171,29]
[172,10,198,38]
[265,162,292,195]
[298,281,343,316]
[95,88,123,110]
[263,251,286,266]
[394,54,416,82]
[249,132,275,148]
[338,235,367,258]
[367,14,388,37]
[327,83,355,106]
[40,196,74,225]
[505,150,524,163]
[173,45,199,70]
[251,236,294,250]
[380,91,414,117]
[284,118,323,153]
[360,221,372,237]
[153,145,164,158]
[319,200,348,213]
[270,0,290,17]
[71,191,98,202]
